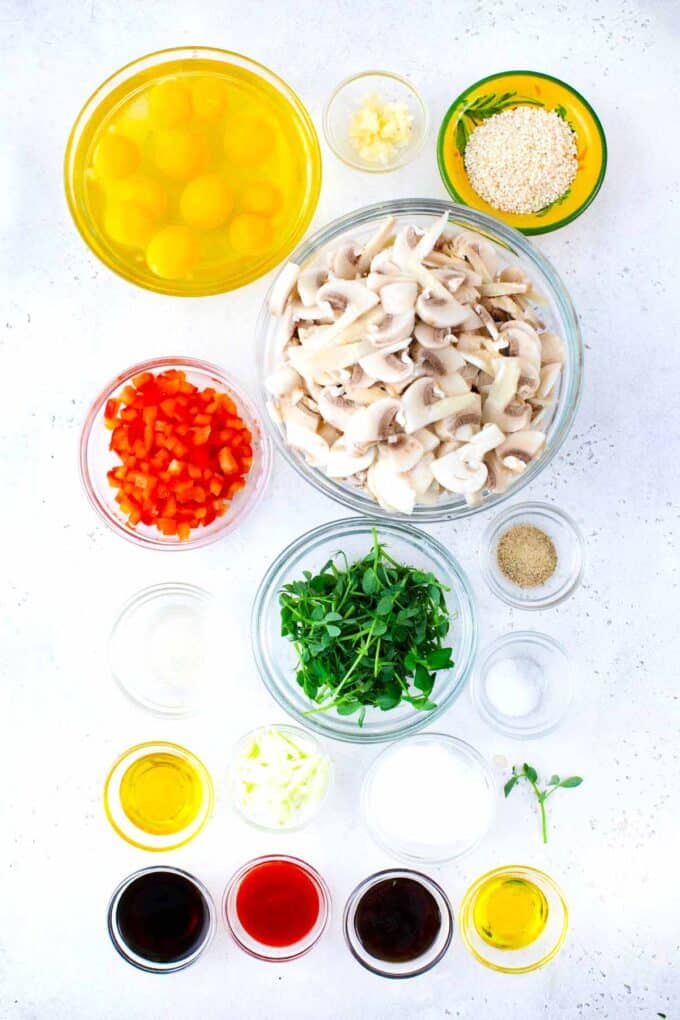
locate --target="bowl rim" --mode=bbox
[63,45,322,296]
[323,69,429,173]
[361,732,497,862]
[471,629,574,739]
[250,515,478,744]
[342,866,454,978]
[257,197,583,522]
[459,863,569,973]
[480,500,585,608]
[79,355,272,550]
[436,69,608,235]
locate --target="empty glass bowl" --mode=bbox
[323,71,428,172]
[481,501,585,608]
[251,517,477,743]
[471,631,573,738]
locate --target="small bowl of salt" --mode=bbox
[472,631,573,739]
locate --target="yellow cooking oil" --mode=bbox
[119,751,203,836]
[472,875,549,950]
[74,58,315,291]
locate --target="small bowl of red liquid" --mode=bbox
[80,356,271,549]
[223,854,331,961]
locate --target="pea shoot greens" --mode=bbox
[279,530,454,726]
[505,763,583,843]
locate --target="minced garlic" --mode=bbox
[464,106,578,215]
[348,93,413,166]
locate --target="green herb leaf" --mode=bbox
[548,774,561,786]
[504,775,520,798]
[507,763,584,843]
[559,776,583,788]
[523,763,538,783]
[362,568,380,595]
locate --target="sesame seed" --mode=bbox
[464,106,578,215]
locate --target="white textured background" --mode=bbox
[1,1,679,1017]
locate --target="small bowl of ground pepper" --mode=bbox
[481,502,584,609]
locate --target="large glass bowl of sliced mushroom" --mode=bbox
[258,199,582,520]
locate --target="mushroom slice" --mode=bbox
[368,309,416,348]
[485,449,514,494]
[500,265,544,302]
[331,242,362,279]
[317,386,360,431]
[539,331,567,365]
[400,378,481,434]
[359,348,414,385]
[482,358,532,433]
[407,450,435,496]
[367,457,417,515]
[297,265,329,307]
[392,214,461,301]
[412,343,468,396]
[285,423,330,468]
[370,246,400,276]
[344,397,401,447]
[412,427,440,454]
[380,434,424,473]
[356,216,397,273]
[432,267,467,294]
[502,322,542,368]
[474,303,500,341]
[431,423,504,498]
[326,438,376,478]
[264,364,302,398]
[452,231,498,281]
[269,262,300,316]
[430,392,481,441]
[517,359,541,399]
[380,280,418,314]
[416,290,468,329]
[290,300,335,324]
[314,280,380,346]
[414,323,453,349]
[478,281,529,297]
[536,363,562,400]
[497,430,546,472]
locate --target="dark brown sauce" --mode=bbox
[354,876,441,963]
[115,870,210,964]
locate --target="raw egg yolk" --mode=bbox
[149,80,192,126]
[111,177,168,222]
[104,201,155,248]
[146,225,200,279]
[93,133,140,180]
[228,213,273,255]
[180,173,234,230]
[241,180,283,216]
[223,115,276,165]
[190,77,229,120]
[154,128,210,181]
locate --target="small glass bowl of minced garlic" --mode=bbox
[323,71,428,172]
[481,502,585,609]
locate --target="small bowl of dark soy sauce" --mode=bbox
[107,866,216,973]
[343,869,453,978]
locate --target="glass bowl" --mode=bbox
[109,582,218,716]
[257,198,582,522]
[107,866,216,973]
[64,46,321,296]
[471,631,573,738]
[103,740,214,851]
[343,868,453,978]
[251,517,478,744]
[223,854,331,961]
[80,356,271,549]
[228,724,332,832]
[323,71,428,172]
[361,734,496,862]
[460,865,568,973]
[437,70,607,234]
[481,501,585,608]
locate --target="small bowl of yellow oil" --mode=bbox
[459,865,568,973]
[103,740,214,851]
[64,47,321,295]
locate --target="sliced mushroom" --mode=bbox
[497,430,546,472]
[414,322,453,349]
[400,378,481,434]
[485,449,514,494]
[316,386,359,431]
[536,363,562,400]
[368,309,415,347]
[452,231,497,281]
[432,267,467,293]
[412,343,468,396]
[517,359,541,399]
[297,265,329,307]
[502,322,542,368]
[326,437,376,478]
[369,246,400,276]
[359,348,414,385]
[431,423,504,498]
[269,262,300,316]
[331,242,362,279]
[539,331,567,365]
[478,281,528,297]
[380,280,418,314]
[366,457,417,514]
[356,216,397,273]
[290,300,334,324]
[264,364,302,398]
[474,303,500,341]
[315,280,380,346]
[380,434,424,472]
[482,358,532,433]
[430,392,482,440]
[318,421,342,447]
[412,427,440,454]
[416,289,468,329]
[344,397,401,447]
[407,450,435,495]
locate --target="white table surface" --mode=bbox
[2,1,679,1017]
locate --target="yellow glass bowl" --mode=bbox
[437,70,606,234]
[64,46,321,296]
[103,740,214,851]
[460,864,568,973]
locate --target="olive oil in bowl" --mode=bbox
[472,875,549,950]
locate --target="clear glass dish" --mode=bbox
[103,740,214,851]
[64,47,321,296]
[460,865,568,973]
[80,356,271,549]
[471,630,573,738]
[107,866,216,973]
[361,733,496,862]
[481,501,585,608]
[109,582,218,716]
[257,198,582,522]
[323,71,428,172]
[228,723,332,832]
[343,868,453,978]
[223,854,331,961]
[251,517,478,744]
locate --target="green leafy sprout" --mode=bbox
[278,530,454,726]
[505,763,583,843]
